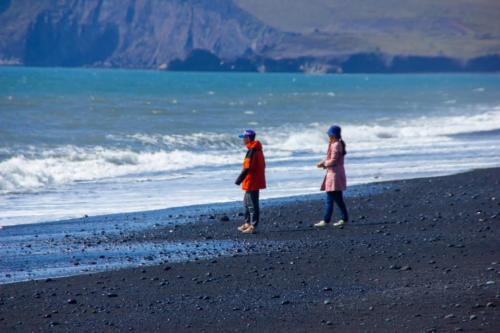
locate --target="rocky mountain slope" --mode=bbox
[0,0,499,72]
[0,0,283,68]
[236,0,500,59]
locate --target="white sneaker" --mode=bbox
[333,220,346,227]
[238,223,251,231]
[314,220,329,228]
[241,225,256,234]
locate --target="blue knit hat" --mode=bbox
[327,125,341,138]
[238,129,256,139]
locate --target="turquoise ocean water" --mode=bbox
[1,67,499,226]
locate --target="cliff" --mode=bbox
[0,0,282,68]
[0,0,499,72]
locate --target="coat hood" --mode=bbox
[246,140,263,150]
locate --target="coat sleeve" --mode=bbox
[323,143,340,168]
[235,149,255,185]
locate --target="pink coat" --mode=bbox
[320,141,347,192]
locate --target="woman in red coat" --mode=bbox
[314,125,349,228]
[235,129,266,234]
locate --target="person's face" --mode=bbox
[243,137,251,144]
[329,135,337,143]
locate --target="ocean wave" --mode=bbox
[264,108,500,153]
[2,108,499,195]
[104,107,500,155]
[107,132,242,151]
[0,146,240,194]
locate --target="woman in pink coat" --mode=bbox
[314,125,349,228]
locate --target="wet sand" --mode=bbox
[0,168,499,332]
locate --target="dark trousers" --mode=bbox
[244,190,260,227]
[323,191,349,223]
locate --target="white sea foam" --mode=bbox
[1,109,499,205]
[264,108,500,154]
[2,69,500,227]
[0,147,240,194]
[126,132,240,150]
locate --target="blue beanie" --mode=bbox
[327,125,341,138]
[238,129,256,139]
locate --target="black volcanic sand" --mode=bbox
[1,168,499,333]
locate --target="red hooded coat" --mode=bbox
[235,140,266,191]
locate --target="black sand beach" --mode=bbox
[0,168,499,332]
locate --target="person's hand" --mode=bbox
[316,161,325,168]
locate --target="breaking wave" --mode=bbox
[1,108,499,195]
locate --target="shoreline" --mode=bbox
[0,167,499,332]
[4,65,500,74]
[0,179,388,230]
[0,178,388,285]
[0,166,479,230]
